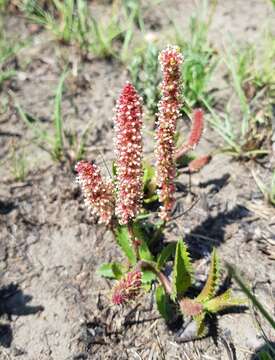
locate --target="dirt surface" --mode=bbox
[1,1,275,359]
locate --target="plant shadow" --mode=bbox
[0,283,44,348]
[185,204,251,259]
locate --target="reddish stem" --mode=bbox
[135,260,172,295]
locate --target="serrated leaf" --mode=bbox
[97,262,125,279]
[196,248,220,303]
[115,225,136,265]
[171,239,193,300]
[194,313,207,338]
[155,285,174,322]
[203,289,245,313]
[157,243,176,270]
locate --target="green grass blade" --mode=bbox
[226,264,275,329]
[14,96,51,144]
[53,71,67,159]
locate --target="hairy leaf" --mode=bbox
[196,248,220,303]
[171,239,193,300]
[155,285,174,322]
[204,289,245,313]
[115,225,136,265]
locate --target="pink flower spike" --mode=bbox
[75,160,114,225]
[114,82,143,225]
[155,46,184,220]
[112,270,142,305]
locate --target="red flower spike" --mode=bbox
[187,109,204,149]
[188,155,212,173]
[114,82,143,225]
[112,270,142,305]
[155,46,184,220]
[174,109,204,161]
[75,161,115,225]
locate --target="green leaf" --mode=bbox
[141,270,156,284]
[204,289,245,313]
[136,212,151,220]
[157,243,176,270]
[196,248,220,303]
[194,313,207,338]
[115,225,136,265]
[258,350,273,360]
[155,285,174,322]
[97,262,125,279]
[171,239,193,300]
[143,161,155,187]
[133,222,154,261]
[143,161,157,200]
[112,161,117,177]
[143,194,159,204]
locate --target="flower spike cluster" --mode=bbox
[75,161,115,225]
[112,270,142,305]
[155,46,184,220]
[114,82,143,225]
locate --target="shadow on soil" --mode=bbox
[0,283,44,348]
[186,203,251,259]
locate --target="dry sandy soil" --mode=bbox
[0,1,275,359]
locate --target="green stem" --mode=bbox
[128,222,140,261]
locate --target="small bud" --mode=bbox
[112,270,142,305]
